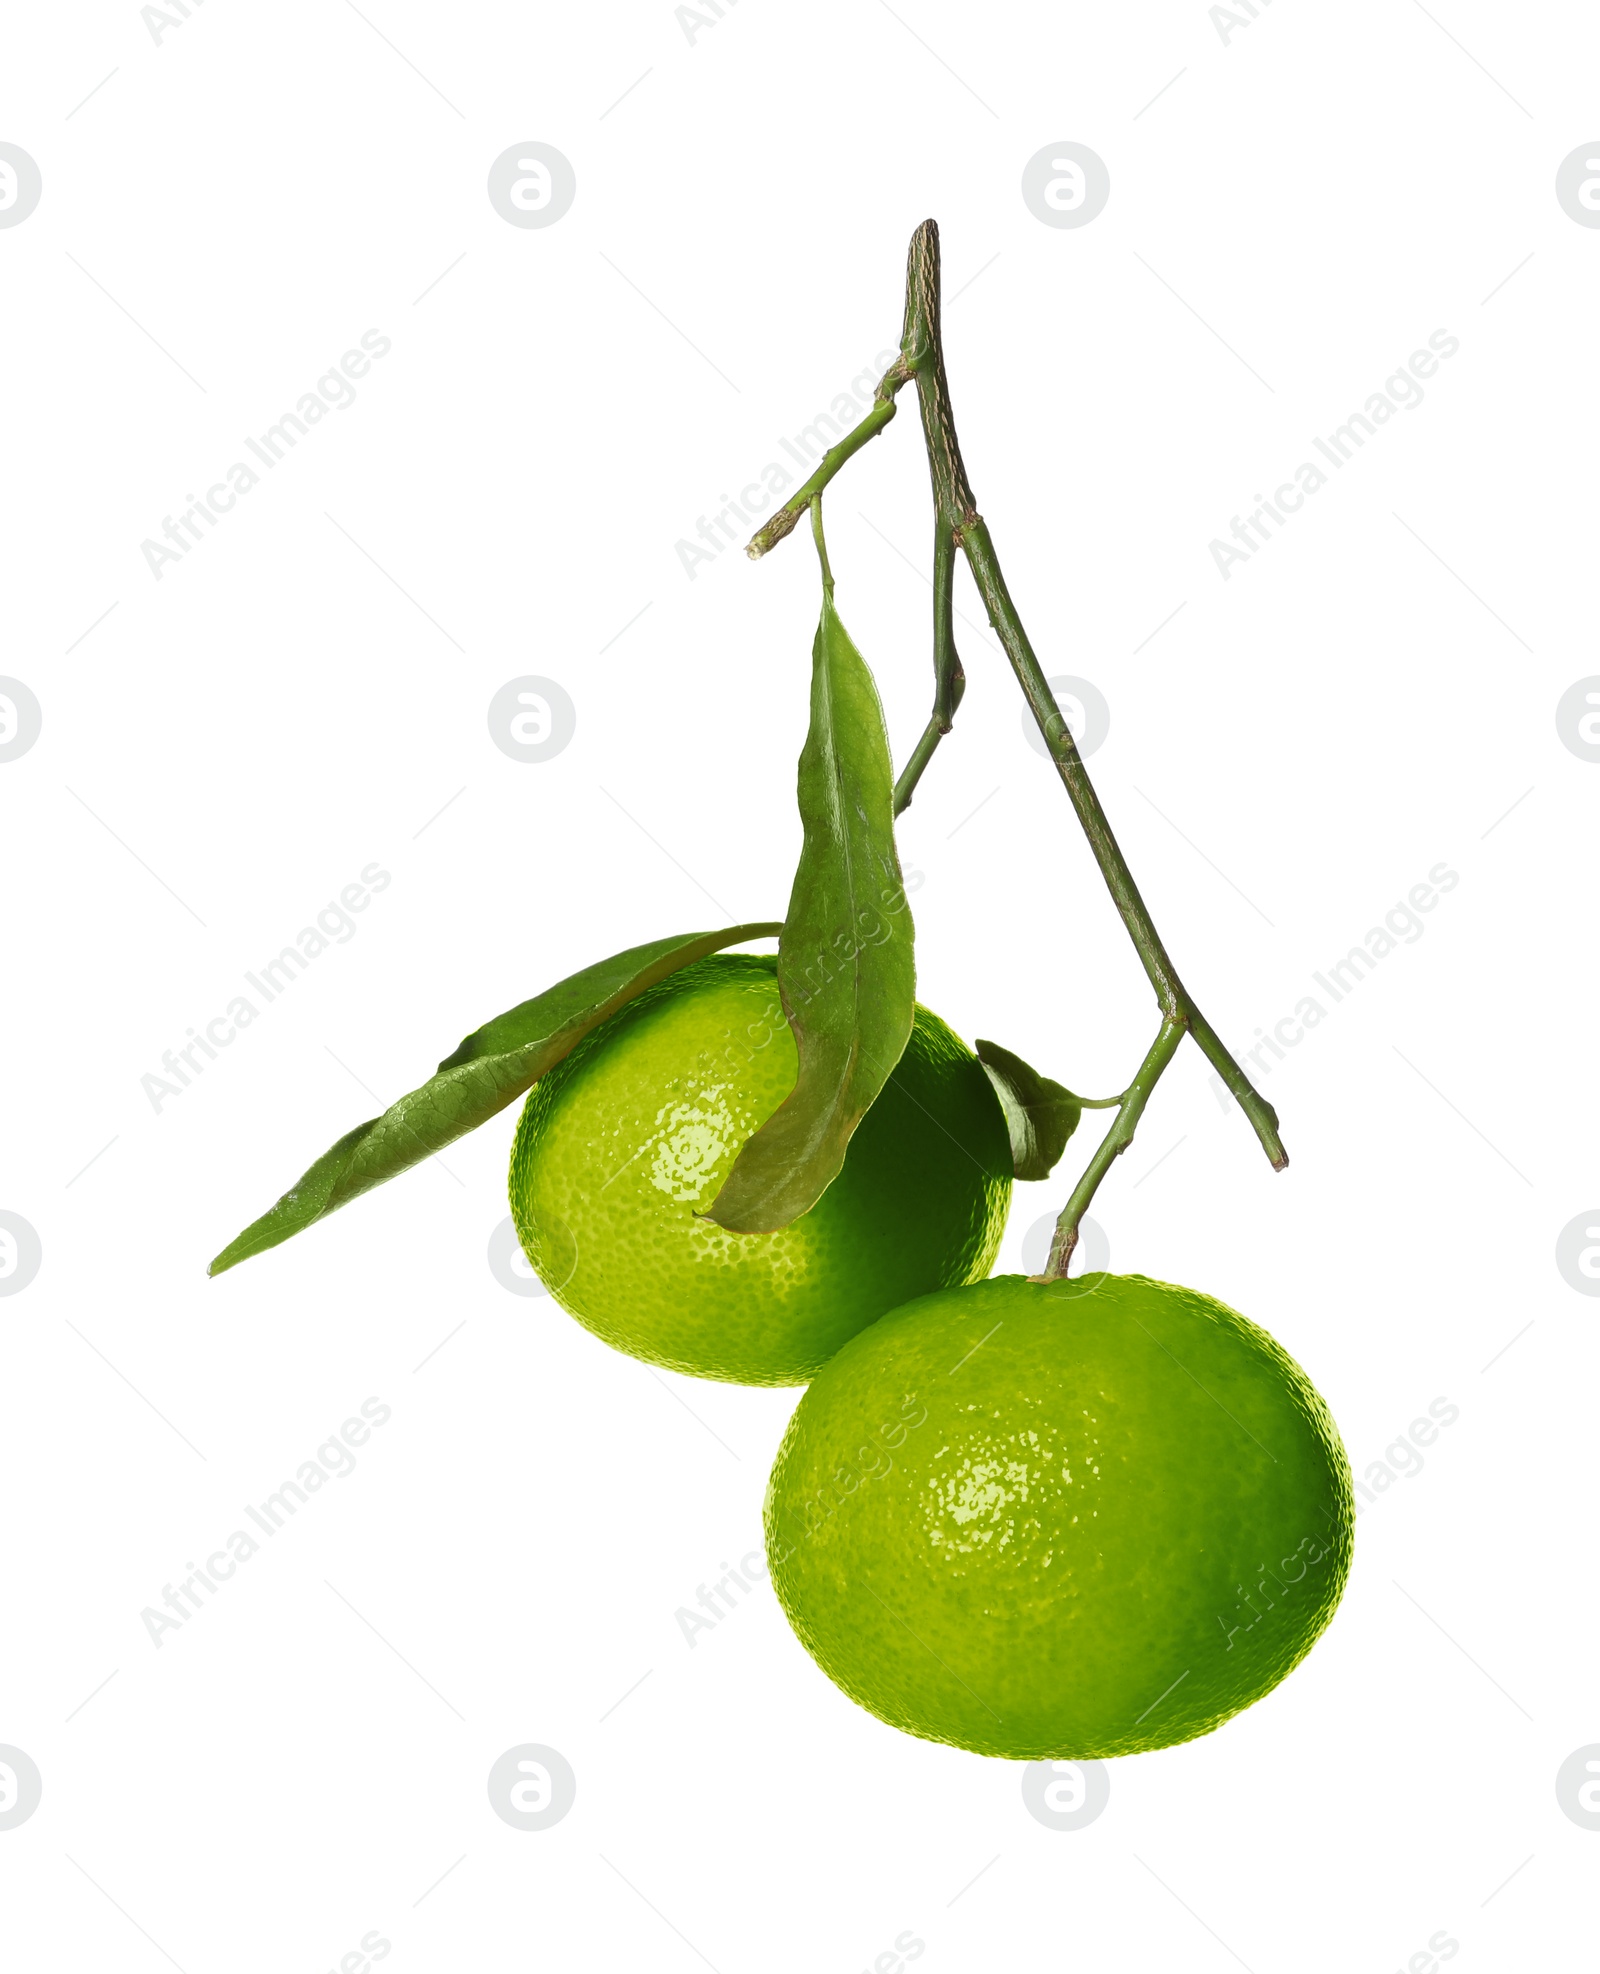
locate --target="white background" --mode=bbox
[2,2,1595,1968]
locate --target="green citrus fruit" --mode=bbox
[765,1271,1353,1757]
[509,954,1012,1386]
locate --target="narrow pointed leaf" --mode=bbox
[706,589,915,1233]
[209,922,779,1276]
[974,1038,1083,1181]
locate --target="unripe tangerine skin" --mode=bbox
[509,955,1013,1386]
[765,1272,1354,1758]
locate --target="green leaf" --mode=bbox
[209,922,780,1277]
[706,586,915,1233]
[974,1039,1083,1181]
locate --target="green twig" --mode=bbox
[1041,1020,1185,1280]
[892,522,965,816]
[891,718,943,818]
[740,218,1288,1269]
[747,381,909,560]
[895,219,1285,1188]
